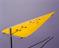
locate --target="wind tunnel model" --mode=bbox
[2,11,55,38]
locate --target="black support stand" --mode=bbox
[10,28,12,48]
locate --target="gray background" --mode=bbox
[0,0,59,48]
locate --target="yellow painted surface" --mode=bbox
[2,11,55,38]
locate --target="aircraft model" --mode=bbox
[2,11,55,38]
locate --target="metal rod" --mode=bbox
[40,36,54,48]
[10,28,13,48]
[28,36,54,48]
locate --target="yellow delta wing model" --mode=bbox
[2,11,55,38]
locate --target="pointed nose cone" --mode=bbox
[2,11,55,38]
[37,11,55,21]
